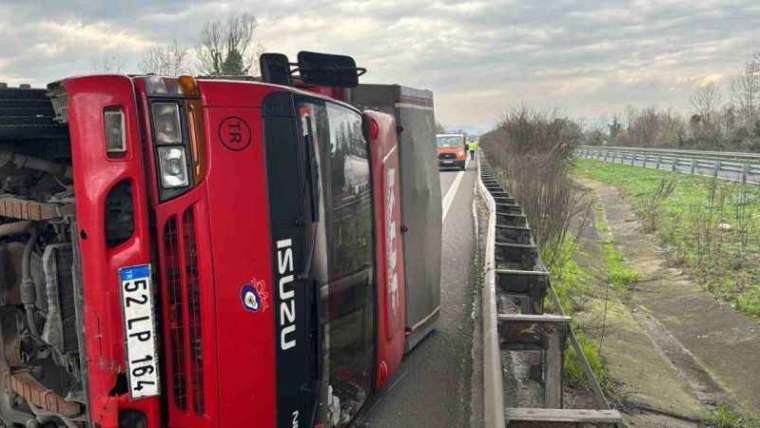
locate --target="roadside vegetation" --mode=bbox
[543,239,610,392]
[706,403,760,428]
[581,52,760,153]
[575,158,760,318]
[480,109,612,394]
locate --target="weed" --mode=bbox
[640,176,677,232]
[706,402,760,428]
[595,206,642,290]
[564,330,609,391]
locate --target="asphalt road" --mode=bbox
[362,161,479,427]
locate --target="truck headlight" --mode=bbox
[157,146,190,188]
[152,102,182,145]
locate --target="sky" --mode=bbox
[1,0,759,133]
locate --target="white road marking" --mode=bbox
[441,158,470,223]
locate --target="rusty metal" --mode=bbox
[5,371,82,418]
[0,197,74,221]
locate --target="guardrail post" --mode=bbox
[545,327,563,408]
[743,163,749,185]
[631,154,635,166]
[656,155,661,170]
[671,157,677,172]
[715,160,720,177]
[691,159,696,175]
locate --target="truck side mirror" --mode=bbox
[260,53,293,86]
[297,51,365,88]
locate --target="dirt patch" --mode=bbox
[583,177,760,418]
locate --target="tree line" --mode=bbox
[96,14,262,77]
[584,53,760,152]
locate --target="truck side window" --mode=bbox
[325,103,371,276]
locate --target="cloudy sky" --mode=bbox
[1,0,759,132]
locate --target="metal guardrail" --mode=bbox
[477,154,506,428]
[578,146,760,185]
[578,145,760,161]
[477,154,621,427]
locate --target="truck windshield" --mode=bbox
[299,99,374,427]
[437,135,463,148]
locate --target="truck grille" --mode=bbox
[183,209,204,414]
[163,207,205,415]
[164,217,187,410]
[439,153,456,160]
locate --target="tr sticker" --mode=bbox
[219,116,252,151]
[241,279,268,313]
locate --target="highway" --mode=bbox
[362,161,481,427]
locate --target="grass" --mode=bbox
[706,403,760,428]
[596,207,642,291]
[575,158,760,318]
[542,239,610,392]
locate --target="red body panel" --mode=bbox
[65,75,162,427]
[140,80,279,427]
[366,111,406,390]
[198,82,278,427]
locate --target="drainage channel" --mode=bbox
[477,155,624,428]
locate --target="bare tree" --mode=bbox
[197,14,262,76]
[730,54,760,126]
[91,55,126,73]
[691,82,722,124]
[139,39,189,76]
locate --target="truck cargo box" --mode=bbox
[349,84,442,351]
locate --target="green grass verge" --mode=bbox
[575,159,760,318]
[542,240,610,392]
[706,403,760,428]
[596,207,642,291]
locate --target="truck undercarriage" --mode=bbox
[0,85,88,427]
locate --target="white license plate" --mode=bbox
[443,160,453,164]
[120,265,160,399]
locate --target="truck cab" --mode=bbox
[0,51,423,428]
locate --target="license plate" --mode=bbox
[443,160,453,164]
[120,265,160,399]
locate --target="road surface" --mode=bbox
[362,161,480,427]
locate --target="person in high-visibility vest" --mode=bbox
[467,140,479,160]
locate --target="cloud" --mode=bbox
[37,20,153,53]
[699,73,724,87]
[0,0,759,131]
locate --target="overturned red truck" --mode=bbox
[0,51,441,427]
